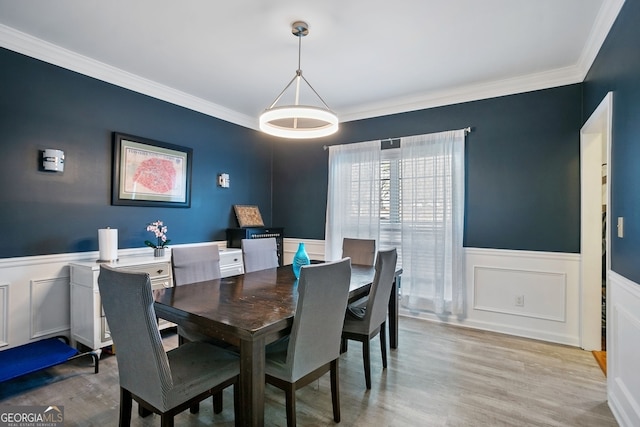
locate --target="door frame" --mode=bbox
[579,91,612,350]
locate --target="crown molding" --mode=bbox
[576,0,625,79]
[338,65,585,123]
[0,24,257,130]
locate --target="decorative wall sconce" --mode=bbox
[42,149,65,172]
[217,173,230,188]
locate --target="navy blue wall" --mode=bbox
[0,48,273,258]
[272,85,582,253]
[583,0,640,283]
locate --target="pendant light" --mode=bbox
[259,21,338,139]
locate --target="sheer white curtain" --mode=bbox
[325,140,380,261]
[400,130,465,315]
[325,129,466,316]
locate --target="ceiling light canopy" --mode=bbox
[259,21,338,139]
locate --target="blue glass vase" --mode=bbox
[292,242,310,279]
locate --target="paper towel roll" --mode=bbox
[98,228,118,261]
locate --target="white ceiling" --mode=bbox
[0,1,624,131]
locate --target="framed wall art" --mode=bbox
[111,132,193,207]
[233,205,265,227]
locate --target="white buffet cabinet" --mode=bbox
[69,247,244,352]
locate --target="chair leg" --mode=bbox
[330,359,341,422]
[119,387,132,427]
[380,322,387,369]
[160,414,174,427]
[362,340,372,389]
[212,390,223,414]
[340,337,348,353]
[284,384,297,427]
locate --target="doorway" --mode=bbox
[580,92,612,352]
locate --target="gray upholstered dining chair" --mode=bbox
[241,237,279,273]
[97,265,239,427]
[341,248,397,389]
[170,245,235,414]
[171,245,223,345]
[264,258,352,427]
[171,245,222,286]
[342,238,376,266]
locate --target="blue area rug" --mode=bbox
[0,338,79,383]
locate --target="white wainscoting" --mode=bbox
[608,271,640,427]
[0,283,8,346]
[473,266,567,322]
[397,247,581,346]
[30,275,71,339]
[465,248,580,345]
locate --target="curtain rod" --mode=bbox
[322,126,472,150]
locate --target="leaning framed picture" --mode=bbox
[233,205,265,227]
[111,132,193,207]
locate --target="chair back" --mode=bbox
[362,248,398,332]
[97,265,172,410]
[171,245,221,286]
[285,258,352,382]
[241,238,279,273]
[342,238,376,266]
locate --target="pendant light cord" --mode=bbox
[297,31,302,72]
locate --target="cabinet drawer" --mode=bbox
[118,262,171,280]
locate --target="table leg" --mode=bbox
[388,275,400,349]
[239,337,265,426]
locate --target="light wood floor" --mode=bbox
[0,317,616,426]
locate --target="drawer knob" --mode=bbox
[157,269,164,274]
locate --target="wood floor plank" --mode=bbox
[0,317,616,426]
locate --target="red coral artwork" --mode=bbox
[133,158,177,194]
[112,132,192,207]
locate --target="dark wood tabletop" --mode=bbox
[153,263,401,427]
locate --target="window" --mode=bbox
[326,130,465,315]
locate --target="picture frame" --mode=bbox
[233,205,265,227]
[111,132,192,207]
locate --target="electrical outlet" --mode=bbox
[515,295,524,307]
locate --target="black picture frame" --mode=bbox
[111,132,192,208]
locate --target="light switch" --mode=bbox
[617,217,624,238]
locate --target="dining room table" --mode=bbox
[153,263,402,427]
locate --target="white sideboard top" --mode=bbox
[69,248,242,271]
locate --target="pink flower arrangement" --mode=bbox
[145,220,170,249]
